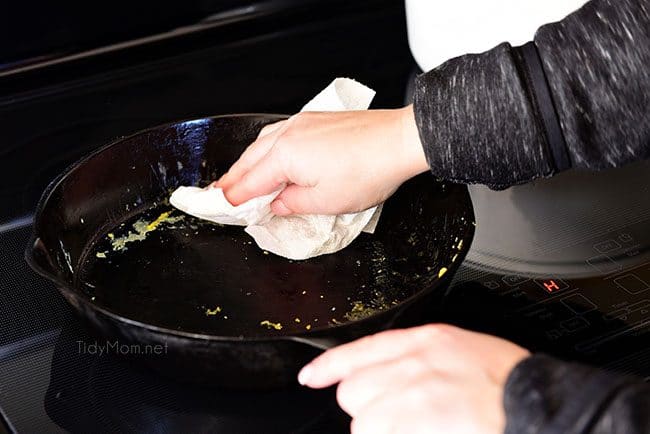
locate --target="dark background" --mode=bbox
[0,0,414,225]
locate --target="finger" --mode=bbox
[298,325,451,388]
[224,151,288,205]
[215,122,287,189]
[258,120,286,138]
[337,354,431,417]
[215,132,277,190]
[350,377,438,434]
[349,394,397,434]
[270,184,321,216]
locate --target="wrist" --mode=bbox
[398,105,429,179]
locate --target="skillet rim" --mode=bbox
[24,113,475,346]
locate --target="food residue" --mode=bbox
[438,267,448,278]
[294,318,301,323]
[205,306,222,316]
[344,301,383,322]
[260,320,282,330]
[95,252,107,259]
[108,211,184,251]
[146,211,171,231]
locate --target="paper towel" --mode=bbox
[170,77,382,260]
[170,185,280,226]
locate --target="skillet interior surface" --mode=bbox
[28,114,475,339]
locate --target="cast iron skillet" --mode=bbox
[25,114,474,388]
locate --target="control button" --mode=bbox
[561,317,590,332]
[614,274,649,294]
[562,294,597,314]
[523,302,574,322]
[593,239,621,253]
[502,275,530,287]
[602,301,650,322]
[618,233,633,243]
[482,280,500,290]
[534,279,568,294]
[587,255,623,274]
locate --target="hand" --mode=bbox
[214,105,428,216]
[298,324,530,434]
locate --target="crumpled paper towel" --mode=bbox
[170,77,382,260]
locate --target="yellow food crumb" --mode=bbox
[457,240,463,250]
[205,306,222,316]
[305,324,312,330]
[107,233,114,240]
[294,318,301,323]
[260,320,282,330]
[301,290,307,295]
[109,211,184,251]
[438,267,448,278]
[146,211,170,231]
[344,301,383,321]
[95,252,107,258]
[262,250,269,255]
[452,253,459,262]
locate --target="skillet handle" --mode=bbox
[287,336,341,351]
[25,237,59,278]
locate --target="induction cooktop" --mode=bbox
[1,1,648,432]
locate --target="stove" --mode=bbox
[1,1,649,432]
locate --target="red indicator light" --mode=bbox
[543,280,560,293]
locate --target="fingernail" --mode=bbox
[215,171,229,185]
[297,365,313,385]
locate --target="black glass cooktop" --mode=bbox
[1,0,649,432]
[2,206,649,433]
[0,2,414,432]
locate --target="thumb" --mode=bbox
[271,184,321,215]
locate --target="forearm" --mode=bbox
[413,0,650,189]
[504,354,650,434]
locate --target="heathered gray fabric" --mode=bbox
[414,1,650,431]
[504,355,650,434]
[536,0,650,170]
[414,0,650,189]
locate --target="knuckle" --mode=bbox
[419,323,457,341]
[403,353,431,374]
[289,112,306,124]
[259,124,275,135]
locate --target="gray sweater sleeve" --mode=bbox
[413,0,650,189]
[504,355,650,434]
